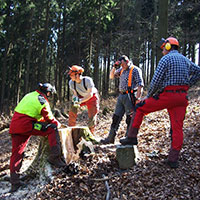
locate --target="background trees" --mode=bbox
[0,0,200,113]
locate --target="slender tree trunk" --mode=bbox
[156,0,168,65]
[94,34,100,89]
[40,0,50,81]
[150,1,157,82]
[93,0,102,89]
[101,56,106,96]
[134,0,142,66]
[191,44,195,62]
[16,59,23,104]
[56,13,61,101]
[25,8,34,93]
[188,43,191,59]
[60,7,66,103]
[147,41,150,84]
[143,42,147,85]
[0,43,13,112]
[88,32,93,76]
[106,38,111,94]
[198,43,200,66]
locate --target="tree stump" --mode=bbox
[21,126,97,180]
[116,145,137,169]
[59,126,97,164]
[21,137,52,182]
[0,125,99,188]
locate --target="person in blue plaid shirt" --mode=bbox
[101,55,144,144]
[120,37,200,168]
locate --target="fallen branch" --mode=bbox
[91,176,111,181]
[90,171,124,182]
[102,174,111,200]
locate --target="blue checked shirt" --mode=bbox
[148,50,200,97]
[115,64,144,92]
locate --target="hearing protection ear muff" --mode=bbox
[119,55,129,64]
[165,41,171,51]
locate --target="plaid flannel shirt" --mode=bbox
[148,50,200,97]
[115,65,144,92]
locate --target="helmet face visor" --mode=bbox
[68,70,78,76]
[50,85,56,94]
[39,83,56,95]
[157,38,166,50]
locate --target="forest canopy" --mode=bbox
[0,0,200,112]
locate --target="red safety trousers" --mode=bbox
[68,94,99,134]
[10,127,57,183]
[128,85,189,151]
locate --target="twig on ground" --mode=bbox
[102,174,110,200]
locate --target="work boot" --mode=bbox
[101,114,122,144]
[163,159,179,169]
[120,136,138,145]
[125,114,132,136]
[48,156,66,168]
[10,181,25,193]
[164,148,180,169]
[48,146,66,168]
[100,129,116,144]
[10,172,25,193]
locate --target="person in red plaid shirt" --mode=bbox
[120,37,200,168]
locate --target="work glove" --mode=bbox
[72,96,80,107]
[113,61,121,68]
[60,124,68,128]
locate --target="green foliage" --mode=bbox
[0,0,200,112]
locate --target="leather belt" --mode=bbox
[119,91,127,94]
[165,90,187,93]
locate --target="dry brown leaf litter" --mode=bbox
[0,86,199,200]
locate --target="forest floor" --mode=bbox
[0,86,200,200]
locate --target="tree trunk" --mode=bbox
[94,0,102,90]
[198,43,200,66]
[88,32,94,76]
[150,0,157,82]
[40,0,50,81]
[106,37,111,94]
[156,0,168,64]
[101,56,106,96]
[191,44,195,62]
[0,43,13,112]
[134,0,142,67]
[25,8,34,94]
[16,54,23,104]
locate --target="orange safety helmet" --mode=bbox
[160,37,179,51]
[68,65,84,75]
